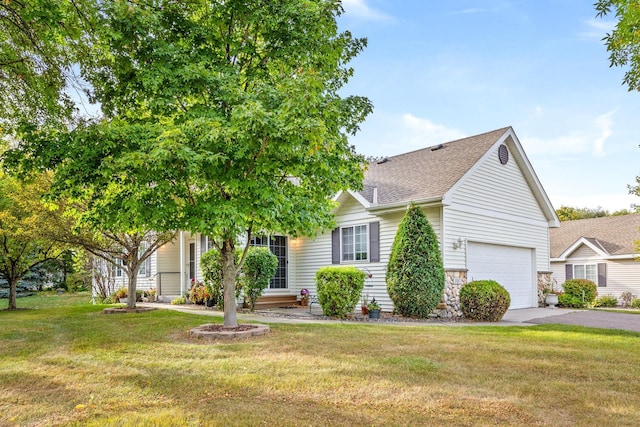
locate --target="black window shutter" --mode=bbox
[331,228,340,264]
[597,263,607,287]
[565,264,573,280]
[369,221,380,262]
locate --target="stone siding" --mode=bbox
[434,269,467,319]
[537,271,553,307]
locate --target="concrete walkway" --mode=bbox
[139,302,581,327]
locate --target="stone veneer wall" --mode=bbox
[537,271,553,307]
[436,269,467,319]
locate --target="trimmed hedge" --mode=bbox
[315,266,366,318]
[386,203,445,318]
[560,279,597,308]
[460,280,511,322]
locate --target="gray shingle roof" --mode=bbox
[550,214,640,258]
[360,127,511,205]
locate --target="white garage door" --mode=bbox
[467,243,534,309]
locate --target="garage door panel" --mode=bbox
[467,243,534,309]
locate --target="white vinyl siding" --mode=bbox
[290,195,441,312]
[154,238,182,296]
[444,141,551,274]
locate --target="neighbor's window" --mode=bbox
[114,258,123,278]
[341,224,368,261]
[574,264,597,283]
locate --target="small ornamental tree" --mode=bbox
[386,203,445,318]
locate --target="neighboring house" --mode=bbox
[550,214,640,299]
[133,127,560,316]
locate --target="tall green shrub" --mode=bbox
[386,203,445,317]
[240,247,278,311]
[559,279,597,308]
[315,266,365,318]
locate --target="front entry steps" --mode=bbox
[253,295,298,310]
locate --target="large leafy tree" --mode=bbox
[0,0,95,129]
[0,170,69,310]
[596,0,640,91]
[11,0,372,327]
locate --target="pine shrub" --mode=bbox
[315,266,365,318]
[386,203,445,318]
[460,280,511,322]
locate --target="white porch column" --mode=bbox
[179,231,185,296]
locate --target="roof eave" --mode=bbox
[366,196,445,214]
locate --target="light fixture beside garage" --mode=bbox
[452,237,465,250]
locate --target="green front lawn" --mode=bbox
[1,294,640,426]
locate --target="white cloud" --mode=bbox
[341,0,393,21]
[579,18,615,40]
[593,110,615,157]
[520,110,616,156]
[400,114,467,147]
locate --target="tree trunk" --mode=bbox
[221,238,238,329]
[7,278,17,310]
[126,267,137,309]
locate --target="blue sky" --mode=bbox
[338,0,640,212]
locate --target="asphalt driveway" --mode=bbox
[526,310,640,333]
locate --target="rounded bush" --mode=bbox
[460,280,511,322]
[315,266,365,318]
[561,279,597,308]
[631,298,640,309]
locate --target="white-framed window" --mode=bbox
[138,243,151,277]
[574,264,597,283]
[341,224,368,261]
[114,258,123,278]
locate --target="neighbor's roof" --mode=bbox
[550,214,640,258]
[359,127,511,206]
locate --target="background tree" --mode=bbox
[10,0,372,327]
[0,0,96,130]
[555,205,634,221]
[596,1,640,216]
[386,203,445,318]
[596,0,640,91]
[0,170,69,310]
[61,229,176,309]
